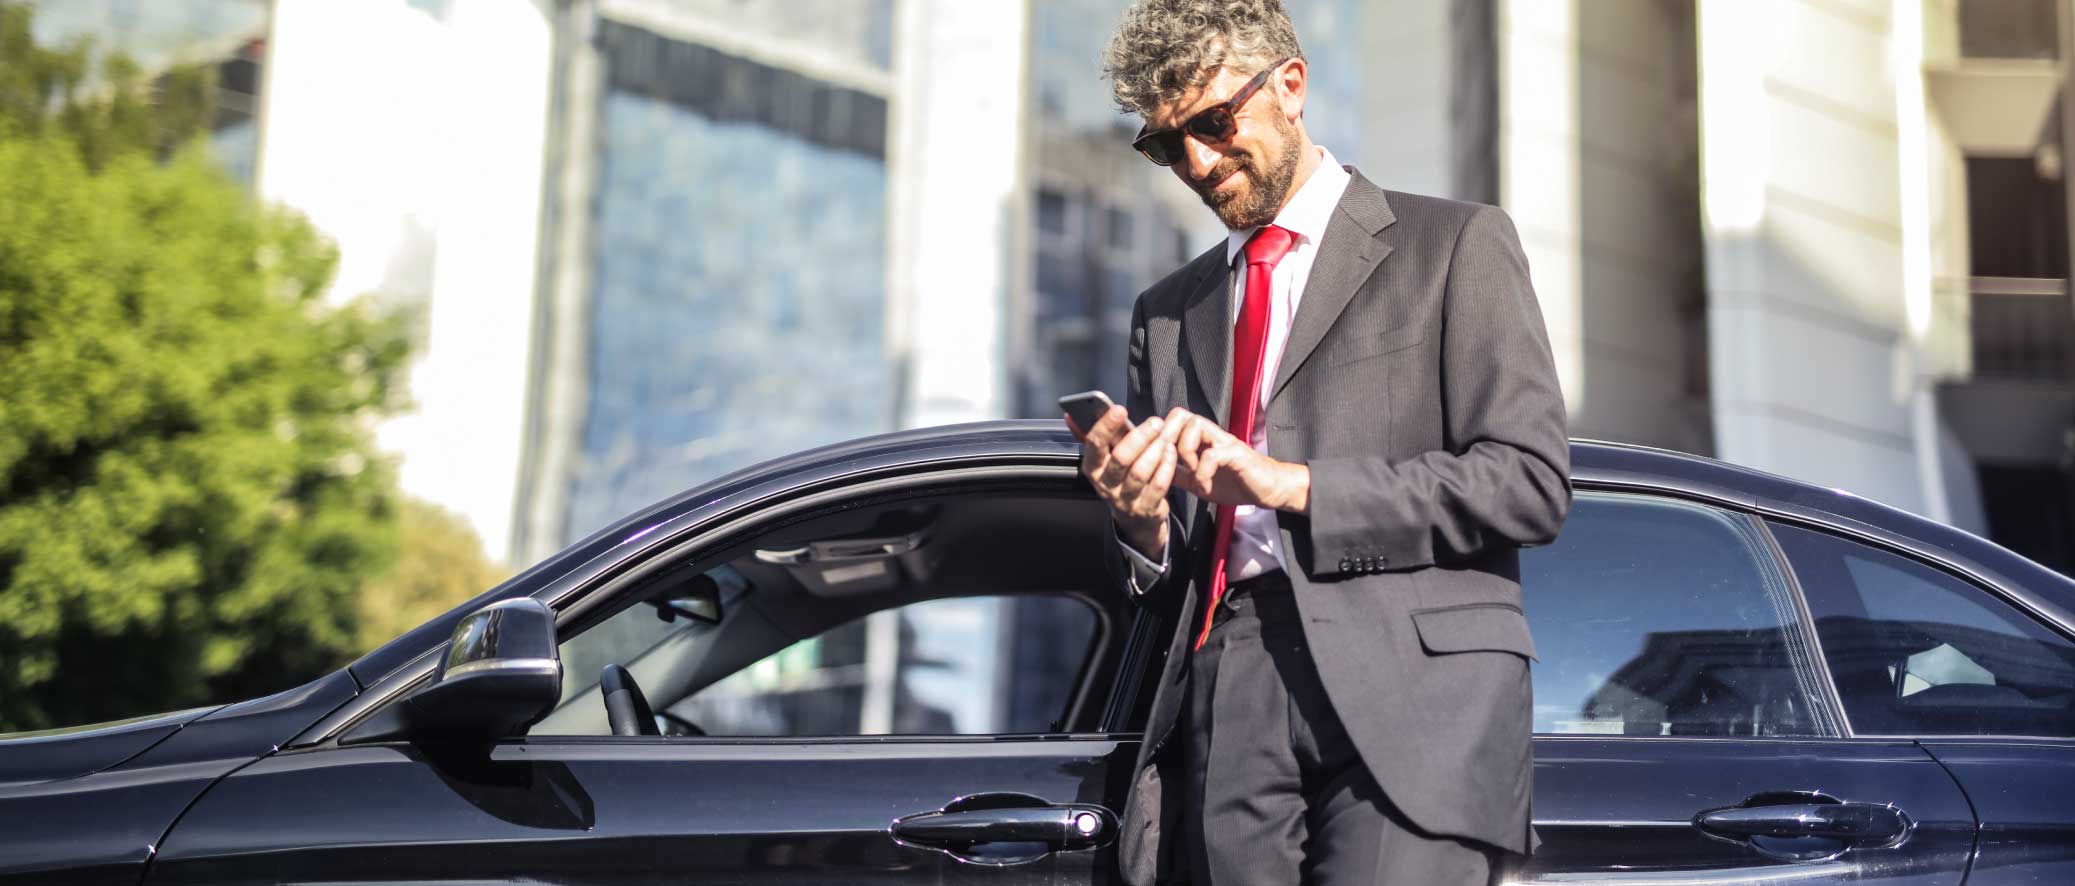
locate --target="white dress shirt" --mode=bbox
[1123,147,1352,589]
[1221,146,1350,581]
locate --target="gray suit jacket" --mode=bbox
[1105,170,1571,885]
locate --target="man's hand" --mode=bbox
[1067,405,1182,559]
[1168,408,1310,513]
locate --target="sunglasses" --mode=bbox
[1132,59,1290,167]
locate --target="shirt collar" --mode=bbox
[1225,145,1351,266]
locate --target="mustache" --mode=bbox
[1191,156,1251,196]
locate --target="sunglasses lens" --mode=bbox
[1187,107,1236,144]
[1138,132,1184,166]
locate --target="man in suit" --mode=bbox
[1066,2,1571,883]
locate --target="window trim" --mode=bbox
[1754,518,1854,738]
[1101,607,1163,734]
[1762,514,2075,647]
[1765,518,2075,742]
[1577,477,2075,642]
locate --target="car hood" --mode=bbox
[0,705,220,787]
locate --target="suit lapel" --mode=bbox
[1268,172,1398,404]
[1181,260,1235,427]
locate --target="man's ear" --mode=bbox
[1275,57,1307,123]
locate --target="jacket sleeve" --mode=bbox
[1303,205,1571,575]
[1101,295,1187,603]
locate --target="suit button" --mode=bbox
[1339,558,1353,572]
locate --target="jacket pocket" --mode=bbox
[1325,323,1426,367]
[1410,603,1538,661]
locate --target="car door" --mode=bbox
[1769,522,2075,886]
[146,481,1143,886]
[1510,492,1977,884]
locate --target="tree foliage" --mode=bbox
[0,3,215,171]
[356,499,510,655]
[0,2,414,731]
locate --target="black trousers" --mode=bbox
[1183,574,1504,885]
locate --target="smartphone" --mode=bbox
[1059,390,1132,434]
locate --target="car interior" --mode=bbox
[528,485,1141,738]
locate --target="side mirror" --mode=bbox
[342,598,562,745]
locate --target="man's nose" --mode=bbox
[1182,136,1222,181]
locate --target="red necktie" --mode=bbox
[1196,225,1296,650]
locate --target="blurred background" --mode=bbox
[2,0,2072,731]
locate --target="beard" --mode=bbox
[1194,111,1302,230]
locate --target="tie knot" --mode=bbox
[1244,225,1296,268]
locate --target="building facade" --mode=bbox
[47,0,2075,727]
[1374,0,2074,576]
[27,0,270,185]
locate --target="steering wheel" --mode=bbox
[599,664,659,737]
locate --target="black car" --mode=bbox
[5,421,2074,885]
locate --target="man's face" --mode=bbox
[1145,61,1304,230]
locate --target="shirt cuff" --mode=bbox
[1116,526,1169,595]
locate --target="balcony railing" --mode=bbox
[1971,277,2075,381]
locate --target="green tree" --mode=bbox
[0,3,412,730]
[0,3,214,171]
[356,500,510,654]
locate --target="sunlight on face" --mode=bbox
[1148,63,1304,230]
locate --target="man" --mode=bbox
[1068,2,1571,883]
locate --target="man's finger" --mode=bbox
[1109,414,1165,471]
[1170,452,1207,498]
[1194,447,1225,489]
[1151,438,1177,495]
[1175,415,1206,470]
[1200,419,1240,448]
[1126,440,1173,513]
[1158,411,1188,446]
[1096,418,1143,487]
[1100,417,1161,488]
[1084,405,1131,449]
[1138,441,1177,509]
[1079,431,1109,479]
[1126,426,1168,485]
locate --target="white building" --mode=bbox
[1372,0,2074,573]
[53,0,2073,576]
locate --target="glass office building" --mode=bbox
[561,18,895,539]
[26,0,269,188]
[1018,0,1383,418]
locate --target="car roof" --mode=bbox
[347,420,2075,687]
[683,420,1954,548]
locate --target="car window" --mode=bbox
[1522,493,1824,737]
[553,565,755,713]
[1771,523,2075,737]
[683,595,1098,736]
[541,588,1101,737]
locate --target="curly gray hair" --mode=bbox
[1102,0,1304,118]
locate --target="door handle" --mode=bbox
[1697,803,1907,842]
[892,792,1116,866]
[1694,792,1911,862]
